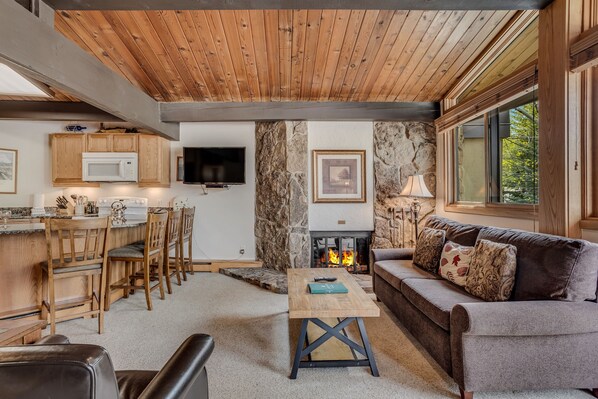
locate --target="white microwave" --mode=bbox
[82,152,138,182]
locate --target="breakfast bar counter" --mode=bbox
[0,220,146,320]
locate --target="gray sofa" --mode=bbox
[372,216,598,399]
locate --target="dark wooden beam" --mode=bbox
[0,0,179,140]
[160,102,440,122]
[0,101,123,121]
[44,0,554,10]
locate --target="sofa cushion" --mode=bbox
[439,241,474,287]
[477,227,598,301]
[465,239,517,302]
[401,279,483,331]
[413,227,446,272]
[426,216,483,247]
[374,260,439,291]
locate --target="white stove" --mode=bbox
[97,196,148,222]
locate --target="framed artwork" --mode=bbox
[0,148,17,194]
[176,156,184,182]
[312,150,366,203]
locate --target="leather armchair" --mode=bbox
[0,334,214,399]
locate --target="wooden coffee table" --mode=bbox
[287,268,380,379]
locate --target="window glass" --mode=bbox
[489,92,539,204]
[455,115,486,202]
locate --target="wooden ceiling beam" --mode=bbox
[160,101,440,122]
[0,0,179,140]
[0,101,123,121]
[44,0,554,10]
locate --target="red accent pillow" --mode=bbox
[439,241,474,287]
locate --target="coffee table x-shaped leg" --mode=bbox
[290,317,379,379]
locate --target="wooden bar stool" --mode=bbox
[41,217,112,335]
[179,207,196,280]
[164,209,183,294]
[105,212,168,311]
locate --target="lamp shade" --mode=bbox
[399,175,433,198]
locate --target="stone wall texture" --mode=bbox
[373,122,436,249]
[255,121,310,271]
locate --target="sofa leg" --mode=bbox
[376,296,381,302]
[459,388,473,399]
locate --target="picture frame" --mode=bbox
[312,149,366,203]
[176,155,184,182]
[0,148,17,194]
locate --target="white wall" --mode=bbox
[307,121,374,232]
[0,121,256,261]
[0,120,65,207]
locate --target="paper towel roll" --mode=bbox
[33,194,45,209]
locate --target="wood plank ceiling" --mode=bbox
[52,9,520,103]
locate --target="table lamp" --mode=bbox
[399,174,433,241]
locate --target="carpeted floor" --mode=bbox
[53,273,592,399]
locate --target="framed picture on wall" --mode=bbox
[0,148,17,194]
[312,150,366,203]
[176,156,184,182]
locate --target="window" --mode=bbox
[488,93,539,205]
[452,91,539,207]
[455,116,485,202]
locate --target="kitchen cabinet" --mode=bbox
[138,134,170,187]
[86,134,112,152]
[86,133,138,152]
[51,133,168,188]
[112,134,138,152]
[50,134,98,187]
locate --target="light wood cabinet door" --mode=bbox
[51,134,98,187]
[138,134,170,187]
[86,134,112,152]
[112,134,138,152]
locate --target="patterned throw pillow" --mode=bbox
[413,227,446,273]
[439,241,474,287]
[465,239,517,301]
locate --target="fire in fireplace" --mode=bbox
[310,231,371,274]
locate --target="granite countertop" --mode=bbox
[0,220,146,235]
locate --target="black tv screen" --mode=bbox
[183,147,246,185]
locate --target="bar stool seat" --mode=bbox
[41,261,103,274]
[108,246,160,259]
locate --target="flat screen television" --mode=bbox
[183,147,246,185]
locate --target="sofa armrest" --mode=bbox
[371,248,414,263]
[139,334,214,399]
[451,301,598,336]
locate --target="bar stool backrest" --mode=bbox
[167,210,182,245]
[145,212,168,256]
[181,207,195,240]
[44,217,112,271]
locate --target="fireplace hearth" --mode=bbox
[310,231,371,274]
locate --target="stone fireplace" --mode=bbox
[310,231,371,274]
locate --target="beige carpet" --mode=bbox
[52,273,592,399]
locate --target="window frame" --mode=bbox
[581,67,598,230]
[445,96,538,220]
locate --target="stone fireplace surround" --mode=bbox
[254,121,436,272]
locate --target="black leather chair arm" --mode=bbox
[34,334,71,345]
[0,344,120,399]
[138,334,215,399]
